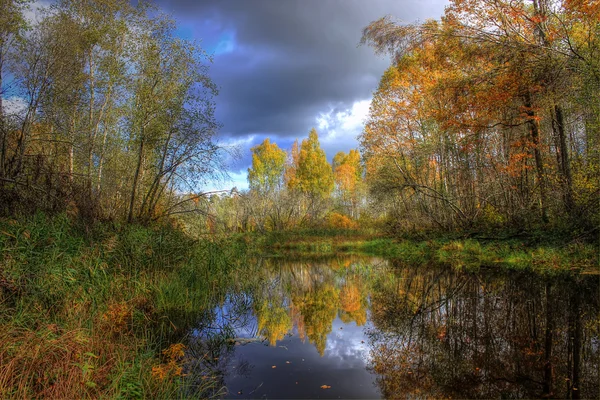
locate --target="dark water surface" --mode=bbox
[186,255,599,399]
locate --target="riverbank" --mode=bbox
[0,213,247,398]
[1,216,597,397]
[244,229,599,276]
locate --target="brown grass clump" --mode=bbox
[0,325,126,398]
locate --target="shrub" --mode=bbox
[327,212,359,230]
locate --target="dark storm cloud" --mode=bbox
[159,0,448,138]
[156,0,448,189]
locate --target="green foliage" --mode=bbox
[0,0,221,222]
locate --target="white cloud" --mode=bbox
[23,1,52,25]
[316,99,370,144]
[2,97,27,115]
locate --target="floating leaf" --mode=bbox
[271,365,276,369]
[320,385,331,389]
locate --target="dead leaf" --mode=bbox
[320,385,331,389]
[285,361,290,364]
[271,365,276,369]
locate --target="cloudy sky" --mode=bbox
[155,0,449,190]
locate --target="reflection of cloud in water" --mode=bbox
[324,318,371,368]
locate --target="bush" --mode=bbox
[326,212,359,230]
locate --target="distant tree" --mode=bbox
[292,128,334,199]
[248,138,286,194]
[332,149,363,218]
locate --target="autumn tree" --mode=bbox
[0,0,29,181]
[288,128,334,197]
[248,138,286,194]
[361,0,599,233]
[0,0,223,222]
[332,149,364,218]
[286,128,334,220]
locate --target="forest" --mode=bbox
[0,0,598,398]
[198,0,599,237]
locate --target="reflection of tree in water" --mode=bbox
[292,283,340,356]
[182,291,256,398]
[255,298,292,346]
[249,256,378,355]
[339,276,368,326]
[367,263,599,399]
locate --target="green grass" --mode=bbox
[0,213,247,398]
[241,229,598,276]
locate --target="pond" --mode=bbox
[184,255,599,399]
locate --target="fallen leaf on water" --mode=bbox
[320,385,331,389]
[285,361,290,364]
[271,365,276,369]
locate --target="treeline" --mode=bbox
[360,0,598,235]
[0,0,223,222]
[188,129,367,233]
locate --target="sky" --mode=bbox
[21,0,449,192]
[155,0,450,191]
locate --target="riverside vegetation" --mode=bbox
[0,213,249,398]
[0,0,598,398]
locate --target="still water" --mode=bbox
[185,255,599,399]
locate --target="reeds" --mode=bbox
[0,213,245,398]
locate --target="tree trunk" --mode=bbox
[128,135,145,223]
[524,93,548,223]
[553,104,574,211]
[570,288,582,399]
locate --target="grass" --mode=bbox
[0,213,247,398]
[242,229,599,276]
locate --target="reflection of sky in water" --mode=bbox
[187,255,600,399]
[193,257,382,399]
[223,316,380,399]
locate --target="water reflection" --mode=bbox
[185,256,598,399]
[368,262,599,399]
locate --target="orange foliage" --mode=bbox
[151,343,186,381]
[327,213,359,230]
[101,302,132,335]
[340,284,362,313]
